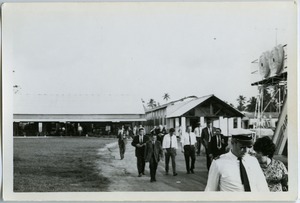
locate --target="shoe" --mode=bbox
[154,178,157,182]
[191,169,194,174]
[173,173,178,176]
[150,179,154,182]
[142,172,145,175]
[138,174,142,177]
[196,153,200,156]
[187,171,190,174]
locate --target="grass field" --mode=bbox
[14,137,115,192]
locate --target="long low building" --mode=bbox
[13,94,146,136]
[13,94,245,137]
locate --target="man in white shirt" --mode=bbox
[205,129,269,192]
[181,126,197,174]
[193,122,202,156]
[162,128,178,176]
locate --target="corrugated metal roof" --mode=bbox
[13,94,145,115]
[166,95,213,118]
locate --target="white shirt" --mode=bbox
[193,127,202,138]
[181,132,197,146]
[162,134,178,149]
[205,151,269,192]
[139,135,144,143]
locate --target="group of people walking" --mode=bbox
[117,121,288,192]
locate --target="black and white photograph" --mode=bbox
[2,1,298,201]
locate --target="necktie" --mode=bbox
[140,136,143,143]
[238,157,251,192]
[217,135,221,149]
[208,128,211,142]
[189,133,191,145]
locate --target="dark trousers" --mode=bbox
[137,156,145,174]
[119,141,126,159]
[165,148,176,173]
[184,145,196,172]
[205,147,212,170]
[196,137,202,155]
[149,155,158,181]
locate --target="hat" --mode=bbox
[230,129,254,146]
[138,127,145,131]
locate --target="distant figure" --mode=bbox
[207,128,228,159]
[177,126,182,139]
[156,125,167,145]
[78,125,83,136]
[201,120,216,170]
[193,122,202,156]
[128,126,134,139]
[118,128,128,160]
[131,128,149,177]
[62,127,66,136]
[205,129,269,192]
[145,133,163,182]
[162,128,178,176]
[133,126,137,137]
[253,136,288,192]
[181,126,197,174]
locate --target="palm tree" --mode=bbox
[246,97,257,112]
[147,99,157,108]
[237,95,246,111]
[163,93,170,102]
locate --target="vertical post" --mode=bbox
[38,122,42,136]
[181,117,186,135]
[219,116,223,131]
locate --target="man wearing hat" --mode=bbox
[131,128,149,177]
[205,129,269,192]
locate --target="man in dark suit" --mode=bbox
[201,120,216,170]
[144,134,163,182]
[131,128,149,177]
[207,128,228,160]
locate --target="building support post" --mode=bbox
[181,117,186,135]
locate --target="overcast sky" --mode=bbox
[3,2,295,106]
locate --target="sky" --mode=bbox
[3,2,296,107]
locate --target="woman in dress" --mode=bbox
[253,136,288,191]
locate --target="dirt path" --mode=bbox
[96,139,208,191]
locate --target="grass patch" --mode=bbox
[14,137,115,192]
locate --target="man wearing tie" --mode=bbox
[181,126,197,174]
[162,128,178,176]
[131,128,149,177]
[205,129,269,192]
[201,119,216,170]
[145,134,164,182]
[208,128,228,160]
